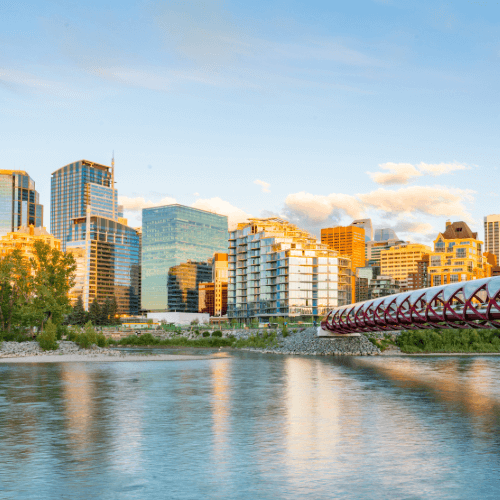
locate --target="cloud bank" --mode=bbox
[368,162,469,185]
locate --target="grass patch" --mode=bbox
[397,328,500,353]
[233,332,279,349]
[366,334,395,352]
[117,333,233,348]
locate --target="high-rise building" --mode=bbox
[351,218,373,242]
[355,266,380,302]
[320,226,366,269]
[198,253,229,317]
[51,159,140,314]
[373,228,398,242]
[228,218,352,322]
[484,214,500,267]
[406,255,430,291]
[51,160,120,251]
[366,237,407,267]
[380,243,431,282]
[428,220,490,287]
[0,170,43,237]
[167,260,212,312]
[0,225,60,259]
[368,275,402,299]
[142,205,228,311]
[321,225,365,301]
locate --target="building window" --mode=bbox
[430,256,441,267]
[450,274,459,283]
[433,275,442,286]
[456,248,466,258]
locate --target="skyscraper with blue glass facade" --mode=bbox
[142,205,228,311]
[50,160,140,314]
[0,170,43,237]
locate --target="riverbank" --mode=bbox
[0,340,223,363]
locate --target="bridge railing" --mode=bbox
[321,276,500,334]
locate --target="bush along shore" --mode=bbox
[365,328,500,354]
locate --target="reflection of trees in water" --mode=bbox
[0,365,116,475]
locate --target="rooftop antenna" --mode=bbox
[111,151,116,221]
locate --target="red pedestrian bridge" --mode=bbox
[320,276,500,334]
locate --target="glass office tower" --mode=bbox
[51,160,119,251]
[51,159,139,314]
[0,170,43,237]
[142,205,228,311]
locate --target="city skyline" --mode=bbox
[1,1,499,242]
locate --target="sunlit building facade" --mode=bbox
[428,221,490,287]
[321,225,365,301]
[198,253,229,316]
[51,159,139,314]
[142,205,228,311]
[484,214,500,267]
[380,243,431,282]
[0,170,43,237]
[0,225,60,259]
[228,218,352,322]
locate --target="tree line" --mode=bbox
[0,241,120,334]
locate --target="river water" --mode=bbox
[1,351,500,499]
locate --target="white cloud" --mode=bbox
[283,185,474,235]
[368,161,469,186]
[191,197,252,230]
[417,162,469,176]
[118,195,176,211]
[367,163,422,185]
[359,186,474,220]
[284,192,363,222]
[254,179,271,193]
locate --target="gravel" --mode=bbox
[239,327,381,356]
[0,340,121,358]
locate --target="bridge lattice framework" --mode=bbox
[321,277,500,334]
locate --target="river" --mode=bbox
[1,351,500,499]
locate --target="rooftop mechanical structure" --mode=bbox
[320,276,500,334]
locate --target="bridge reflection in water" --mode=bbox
[321,276,500,334]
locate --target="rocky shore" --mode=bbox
[240,327,382,356]
[0,340,122,359]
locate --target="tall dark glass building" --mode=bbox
[0,170,43,237]
[142,205,228,311]
[50,160,140,314]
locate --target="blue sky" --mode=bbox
[1,0,499,242]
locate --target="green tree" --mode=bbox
[29,241,76,331]
[89,298,101,326]
[101,297,112,325]
[70,296,88,326]
[0,250,33,333]
[109,296,119,324]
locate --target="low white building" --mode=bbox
[147,312,210,326]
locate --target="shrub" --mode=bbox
[212,330,222,337]
[202,331,210,337]
[56,324,68,341]
[190,319,199,326]
[67,327,79,342]
[78,321,98,348]
[37,320,59,351]
[96,333,107,348]
[282,325,289,338]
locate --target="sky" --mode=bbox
[1,0,499,243]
